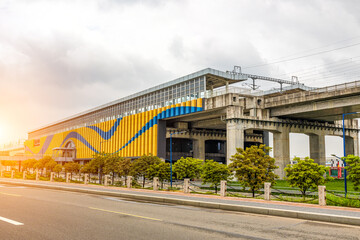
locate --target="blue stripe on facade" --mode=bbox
[72,105,204,154]
[60,132,98,153]
[86,117,122,140]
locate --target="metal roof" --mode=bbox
[29,68,248,133]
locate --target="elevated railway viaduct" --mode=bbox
[10,68,360,177]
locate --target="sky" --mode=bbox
[0,0,359,157]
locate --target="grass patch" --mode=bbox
[229,179,357,192]
[274,179,356,192]
[327,194,360,208]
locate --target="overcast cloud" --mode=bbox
[0,0,359,157]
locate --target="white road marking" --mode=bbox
[0,185,26,189]
[0,216,24,225]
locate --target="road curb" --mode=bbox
[1,179,360,226]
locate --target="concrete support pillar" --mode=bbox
[309,134,326,165]
[226,120,244,165]
[11,170,15,179]
[264,182,271,201]
[157,120,167,159]
[66,173,71,183]
[354,134,359,157]
[36,171,39,181]
[263,131,270,147]
[318,185,326,206]
[193,138,205,160]
[153,177,159,191]
[50,172,55,182]
[345,136,356,156]
[220,180,227,197]
[84,174,89,185]
[183,178,190,194]
[23,171,27,180]
[127,176,132,188]
[273,128,290,179]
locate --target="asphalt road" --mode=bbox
[0,184,359,240]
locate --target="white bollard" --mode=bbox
[23,171,27,180]
[264,182,271,201]
[318,185,326,206]
[153,177,159,191]
[183,178,190,194]
[66,173,71,183]
[50,172,55,182]
[220,180,227,197]
[11,170,15,179]
[84,174,89,185]
[127,176,132,188]
[36,171,39,181]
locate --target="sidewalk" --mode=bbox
[1,178,360,226]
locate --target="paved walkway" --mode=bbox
[1,178,360,220]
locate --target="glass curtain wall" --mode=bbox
[29,76,206,139]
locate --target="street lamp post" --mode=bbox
[341,112,359,197]
[169,131,186,188]
[100,140,108,154]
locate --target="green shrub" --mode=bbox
[327,194,360,208]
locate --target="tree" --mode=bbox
[22,159,37,172]
[64,162,81,180]
[104,154,122,184]
[45,160,57,172]
[345,155,360,191]
[81,162,96,174]
[118,158,132,185]
[1,160,17,169]
[53,164,63,178]
[201,160,232,193]
[131,154,161,187]
[89,152,108,184]
[35,156,54,176]
[146,162,170,188]
[229,144,278,197]
[284,157,328,200]
[173,157,203,180]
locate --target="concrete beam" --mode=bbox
[270,95,360,121]
[192,118,225,129]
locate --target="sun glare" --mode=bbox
[0,124,5,145]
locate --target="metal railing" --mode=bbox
[206,86,262,98]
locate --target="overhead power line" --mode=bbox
[243,42,360,69]
[273,56,360,78]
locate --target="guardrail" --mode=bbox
[265,80,360,107]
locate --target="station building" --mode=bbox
[24,68,271,164]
